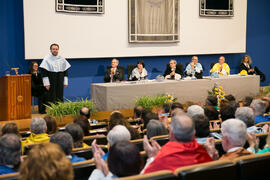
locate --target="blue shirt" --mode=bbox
[0,165,16,175]
[102,152,109,161]
[255,115,270,124]
[70,155,86,163]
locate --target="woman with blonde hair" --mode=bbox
[239,55,255,75]
[239,55,266,82]
[19,143,73,180]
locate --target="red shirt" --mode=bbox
[144,139,212,174]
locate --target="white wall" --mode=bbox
[23,0,247,59]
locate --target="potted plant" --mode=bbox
[46,98,97,122]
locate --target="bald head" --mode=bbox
[80,107,90,119]
[170,114,195,142]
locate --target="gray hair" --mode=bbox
[170,114,195,142]
[250,99,267,115]
[30,118,47,134]
[0,134,21,166]
[187,105,205,118]
[221,119,247,147]
[146,120,168,139]
[50,132,73,155]
[107,125,131,146]
[235,107,255,127]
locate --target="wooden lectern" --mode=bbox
[0,75,32,121]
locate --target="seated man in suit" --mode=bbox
[104,58,124,82]
[185,56,203,79]
[164,59,183,80]
[210,56,230,76]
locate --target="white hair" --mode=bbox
[30,118,47,134]
[221,119,247,147]
[187,105,205,118]
[107,125,131,146]
[235,107,254,127]
[250,99,267,115]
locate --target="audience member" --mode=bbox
[65,123,88,148]
[257,133,270,154]
[50,132,86,163]
[80,107,91,120]
[242,96,253,107]
[187,105,205,118]
[205,95,218,109]
[142,114,212,173]
[205,119,252,161]
[21,118,49,148]
[192,115,210,144]
[89,141,142,179]
[0,134,21,175]
[204,105,219,120]
[171,102,183,111]
[219,103,236,121]
[141,110,159,130]
[101,125,131,161]
[250,99,270,124]
[109,111,140,139]
[225,94,236,102]
[133,106,143,121]
[43,116,58,135]
[19,143,73,180]
[235,107,267,134]
[1,122,20,137]
[74,115,91,136]
[146,120,168,139]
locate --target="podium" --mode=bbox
[0,75,32,121]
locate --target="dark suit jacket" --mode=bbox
[104,66,125,82]
[163,64,183,79]
[239,63,266,82]
[239,63,255,75]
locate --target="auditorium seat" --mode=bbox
[72,145,108,160]
[0,173,19,180]
[150,135,169,147]
[73,159,96,180]
[90,122,108,129]
[83,134,108,146]
[174,160,237,180]
[127,64,137,80]
[130,139,144,151]
[117,170,176,180]
[255,121,270,127]
[234,152,270,180]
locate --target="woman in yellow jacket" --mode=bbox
[210,56,230,76]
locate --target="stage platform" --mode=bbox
[0,108,134,131]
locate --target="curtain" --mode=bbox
[137,0,174,35]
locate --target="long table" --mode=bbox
[91,75,260,111]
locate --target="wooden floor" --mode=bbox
[0,108,134,131]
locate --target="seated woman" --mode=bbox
[164,59,183,80]
[89,141,143,179]
[129,60,148,81]
[185,56,203,79]
[239,55,266,82]
[29,61,46,114]
[239,55,256,75]
[210,56,230,76]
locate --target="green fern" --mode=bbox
[45,98,97,121]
